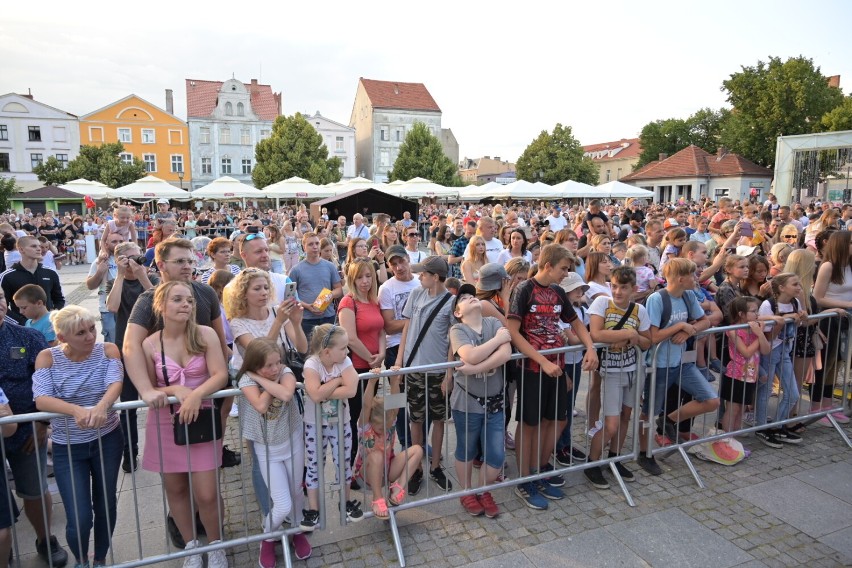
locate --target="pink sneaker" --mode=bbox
[259,539,277,568]
[816,416,833,427]
[292,533,312,561]
[831,411,850,424]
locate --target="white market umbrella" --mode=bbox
[595,180,654,199]
[462,181,512,201]
[394,177,459,199]
[331,176,387,196]
[191,176,262,199]
[113,175,193,202]
[262,176,332,199]
[552,179,599,199]
[506,179,558,199]
[59,178,112,200]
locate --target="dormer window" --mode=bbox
[225,102,233,116]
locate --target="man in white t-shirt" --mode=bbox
[545,206,568,231]
[464,216,503,263]
[346,213,370,245]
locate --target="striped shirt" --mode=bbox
[32,344,123,444]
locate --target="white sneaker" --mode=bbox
[182,540,204,568]
[207,541,229,568]
[229,405,239,418]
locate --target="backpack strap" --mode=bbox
[611,301,636,331]
[658,289,672,329]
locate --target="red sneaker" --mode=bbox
[291,533,311,561]
[478,492,500,519]
[259,539,277,568]
[460,494,484,516]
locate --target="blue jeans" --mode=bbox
[758,341,796,426]
[642,362,718,417]
[100,311,116,344]
[52,428,123,564]
[452,409,505,469]
[300,315,336,340]
[556,362,582,453]
[251,442,271,517]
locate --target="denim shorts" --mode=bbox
[6,442,49,499]
[452,409,505,469]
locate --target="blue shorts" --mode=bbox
[642,363,718,416]
[452,409,505,469]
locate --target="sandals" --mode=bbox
[372,498,389,520]
[388,482,406,506]
[787,422,806,434]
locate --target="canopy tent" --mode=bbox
[261,176,332,199]
[329,176,388,196]
[551,179,599,198]
[309,187,416,226]
[504,179,558,199]
[392,177,459,199]
[59,178,112,200]
[113,176,193,202]
[460,181,511,201]
[595,180,654,199]
[191,176,262,199]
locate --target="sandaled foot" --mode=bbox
[388,482,406,506]
[372,498,389,520]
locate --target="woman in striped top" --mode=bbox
[33,306,124,568]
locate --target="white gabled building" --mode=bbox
[302,111,357,180]
[0,92,80,191]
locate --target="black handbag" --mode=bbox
[160,333,223,446]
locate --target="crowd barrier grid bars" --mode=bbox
[645,311,852,489]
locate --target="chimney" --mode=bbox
[827,75,840,89]
[717,146,727,159]
[165,89,174,114]
[495,157,501,162]
[484,156,491,160]
[273,92,282,115]
[658,153,667,161]
[22,88,33,100]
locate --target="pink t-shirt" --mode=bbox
[725,328,759,383]
[338,295,384,370]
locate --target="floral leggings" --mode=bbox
[304,422,353,489]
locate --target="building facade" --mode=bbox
[582,138,642,185]
[79,94,190,187]
[0,92,80,191]
[186,78,282,189]
[350,78,448,183]
[620,145,774,203]
[303,111,357,179]
[458,156,516,185]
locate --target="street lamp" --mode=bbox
[178,170,184,190]
[844,166,851,204]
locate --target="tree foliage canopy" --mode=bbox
[252,113,342,187]
[820,96,852,132]
[719,56,844,167]
[34,142,145,188]
[636,108,729,168]
[516,123,598,185]
[388,122,461,186]
[0,177,18,213]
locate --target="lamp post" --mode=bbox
[178,170,184,190]
[844,166,850,205]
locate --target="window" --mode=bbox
[201,157,212,174]
[338,159,345,175]
[143,154,156,172]
[237,102,244,116]
[142,129,155,144]
[380,126,389,141]
[30,153,43,170]
[260,129,270,140]
[220,128,231,145]
[605,169,611,182]
[241,128,251,145]
[53,126,66,142]
[118,128,132,143]
[0,125,7,141]
[0,153,9,172]
[200,127,210,144]
[395,127,404,142]
[89,127,103,143]
[221,157,232,174]
[55,154,68,169]
[617,167,622,179]
[242,158,252,174]
[171,155,184,173]
[380,150,390,168]
[225,102,233,116]
[28,126,41,142]
[335,136,344,152]
[119,152,133,165]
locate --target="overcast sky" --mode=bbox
[3,0,850,163]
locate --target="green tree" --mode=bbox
[253,113,342,187]
[516,123,598,185]
[43,142,146,189]
[720,56,844,167]
[636,108,729,168]
[387,122,460,185]
[820,96,852,132]
[0,177,18,213]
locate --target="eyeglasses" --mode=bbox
[244,233,266,242]
[163,258,196,266]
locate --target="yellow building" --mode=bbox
[79,93,191,186]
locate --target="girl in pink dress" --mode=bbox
[140,281,229,568]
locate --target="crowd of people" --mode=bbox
[0,192,850,568]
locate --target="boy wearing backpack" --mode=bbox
[585,266,651,489]
[638,258,719,476]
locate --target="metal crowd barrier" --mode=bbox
[645,310,852,488]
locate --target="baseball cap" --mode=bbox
[478,263,508,291]
[736,245,758,257]
[385,245,408,262]
[560,272,590,294]
[663,218,679,229]
[157,198,170,205]
[453,283,477,312]
[410,255,449,277]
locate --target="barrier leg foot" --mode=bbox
[389,508,406,567]
[677,446,705,488]
[828,414,852,449]
[607,462,636,507]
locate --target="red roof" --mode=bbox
[582,138,642,162]
[359,78,440,112]
[621,145,772,181]
[185,79,281,120]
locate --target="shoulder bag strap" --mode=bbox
[159,333,175,416]
[405,292,452,368]
[611,301,636,331]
